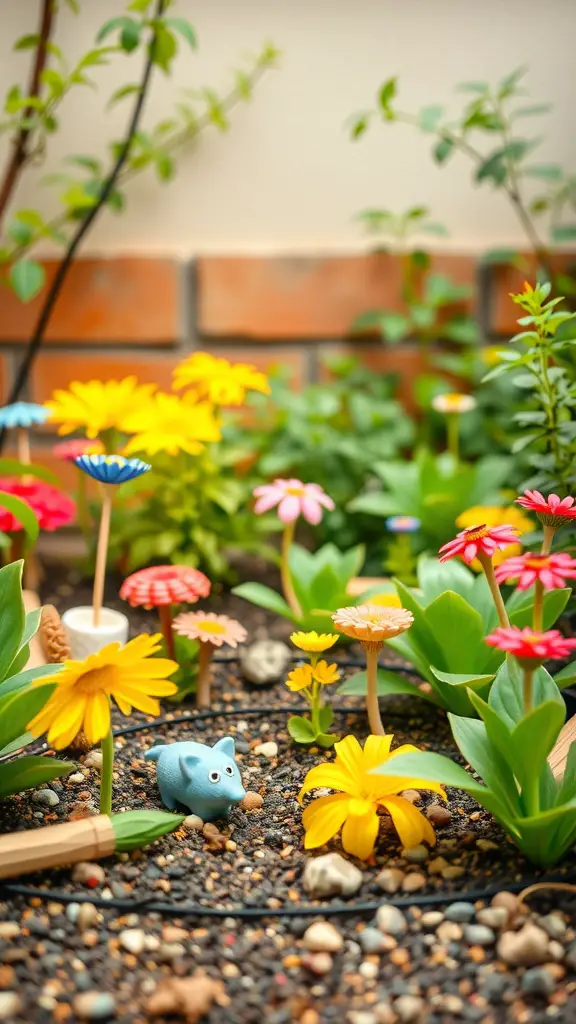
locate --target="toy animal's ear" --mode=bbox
[214,736,235,757]
[180,754,201,782]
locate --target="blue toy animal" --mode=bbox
[145,737,246,822]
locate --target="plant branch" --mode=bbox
[1,0,165,437]
[0,0,55,227]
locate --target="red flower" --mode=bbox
[515,490,576,528]
[495,552,576,591]
[53,438,103,462]
[485,626,576,662]
[439,524,519,564]
[0,478,75,532]
[120,565,211,609]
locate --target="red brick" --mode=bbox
[0,258,180,344]
[31,347,306,403]
[197,254,476,340]
[318,343,462,413]
[489,253,576,335]
[0,356,8,402]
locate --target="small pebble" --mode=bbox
[394,994,425,1022]
[538,912,567,940]
[301,951,333,975]
[303,853,363,898]
[241,791,264,811]
[303,921,343,952]
[119,929,146,955]
[358,927,389,954]
[436,921,462,943]
[402,845,428,864]
[68,772,86,784]
[0,993,21,1020]
[83,751,103,771]
[401,872,426,893]
[497,924,550,966]
[32,788,59,807]
[420,911,444,930]
[359,961,379,980]
[77,904,99,932]
[464,924,495,946]
[183,814,204,832]
[476,907,508,930]
[72,863,105,888]
[375,868,404,894]
[73,991,116,1020]
[376,904,407,937]
[444,901,475,923]
[425,804,452,827]
[491,890,520,922]
[0,923,19,941]
[521,966,556,996]
[253,741,278,758]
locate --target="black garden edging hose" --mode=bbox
[2,703,574,919]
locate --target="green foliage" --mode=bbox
[339,555,570,715]
[0,491,39,552]
[483,282,576,493]
[111,809,186,850]
[372,660,576,866]
[0,561,72,798]
[348,448,511,550]
[0,4,278,301]
[233,542,381,634]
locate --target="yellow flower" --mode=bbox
[121,392,221,457]
[481,346,506,368]
[368,593,402,608]
[286,664,314,692]
[299,734,445,859]
[456,505,534,570]
[28,634,178,749]
[173,352,270,406]
[290,631,339,653]
[313,660,340,686]
[432,392,477,414]
[45,378,156,438]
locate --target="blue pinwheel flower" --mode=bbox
[0,402,49,429]
[385,515,421,534]
[74,454,151,484]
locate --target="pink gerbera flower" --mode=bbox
[53,438,103,462]
[495,552,576,591]
[439,523,519,564]
[516,490,576,528]
[253,478,334,525]
[485,626,576,663]
[0,478,75,532]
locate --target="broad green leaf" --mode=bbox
[0,756,74,800]
[554,661,576,688]
[0,561,25,681]
[0,683,56,749]
[309,564,342,611]
[378,76,397,116]
[317,705,334,732]
[287,716,317,744]
[424,591,485,673]
[489,660,563,729]
[416,555,475,604]
[430,667,494,716]
[449,713,520,815]
[347,491,397,516]
[9,259,45,302]
[231,582,299,623]
[165,17,197,48]
[6,607,42,677]
[316,732,337,748]
[468,689,524,780]
[0,662,63,697]
[0,731,35,757]
[338,668,440,704]
[0,459,59,485]
[510,701,565,781]
[0,492,39,552]
[394,579,446,671]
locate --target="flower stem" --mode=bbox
[92,488,112,629]
[477,552,510,628]
[447,413,460,461]
[310,680,320,734]
[533,580,544,633]
[196,642,214,708]
[100,727,114,815]
[364,644,385,737]
[542,525,555,555]
[281,521,302,619]
[158,604,175,659]
[17,427,30,466]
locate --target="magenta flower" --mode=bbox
[485,626,576,662]
[439,523,519,564]
[253,478,334,525]
[495,552,576,591]
[516,490,576,527]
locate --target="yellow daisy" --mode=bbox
[313,660,340,686]
[28,633,178,749]
[290,631,339,653]
[121,392,221,457]
[299,734,445,860]
[286,664,314,693]
[368,593,402,609]
[456,505,534,570]
[173,352,270,406]
[45,378,156,438]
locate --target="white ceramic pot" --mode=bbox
[62,606,129,659]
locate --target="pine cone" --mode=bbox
[38,605,71,663]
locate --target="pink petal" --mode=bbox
[300,496,322,524]
[254,491,283,515]
[278,495,301,523]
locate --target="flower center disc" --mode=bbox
[464,524,488,541]
[286,486,304,496]
[196,619,226,635]
[348,797,373,816]
[77,666,113,695]
[524,555,550,569]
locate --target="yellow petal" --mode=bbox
[334,735,364,778]
[47,694,86,750]
[379,795,436,848]
[302,794,349,848]
[341,805,380,860]
[362,735,394,772]
[298,762,359,804]
[83,691,111,746]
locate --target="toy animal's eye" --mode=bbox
[224,765,234,776]
[209,770,221,784]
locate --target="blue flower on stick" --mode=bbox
[385,515,421,534]
[0,403,49,429]
[75,454,151,485]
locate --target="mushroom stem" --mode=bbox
[196,642,214,708]
[158,604,175,659]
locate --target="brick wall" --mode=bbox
[0,251,561,463]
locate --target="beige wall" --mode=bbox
[1,0,575,255]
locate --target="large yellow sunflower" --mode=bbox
[28,633,178,749]
[299,734,445,859]
[45,378,156,439]
[121,392,221,457]
[172,352,270,406]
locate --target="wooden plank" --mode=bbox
[548,717,576,780]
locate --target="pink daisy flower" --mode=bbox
[253,478,334,525]
[515,490,576,528]
[494,552,576,591]
[439,523,519,564]
[172,611,247,649]
[485,626,576,663]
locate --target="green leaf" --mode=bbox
[347,491,397,517]
[523,164,562,181]
[8,259,45,302]
[510,701,565,788]
[317,705,334,732]
[338,668,440,704]
[0,561,25,682]
[0,459,59,485]
[316,732,337,748]
[449,714,520,816]
[111,809,185,851]
[424,591,486,673]
[6,607,42,678]
[418,105,444,132]
[378,77,397,117]
[379,311,411,343]
[165,17,197,49]
[0,756,74,800]
[551,225,576,243]
[0,492,39,552]
[434,137,454,164]
[489,660,563,729]
[108,84,142,107]
[232,582,299,623]
[553,661,576,688]
[0,683,56,750]
[430,667,495,715]
[557,742,576,805]
[151,23,177,72]
[508,587,570,632]
[97,16,141,53]
[287,716,317,745]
